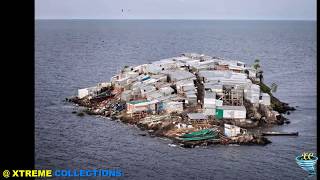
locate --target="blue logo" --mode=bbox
[296,152,318,177]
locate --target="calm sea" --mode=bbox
[35,20,316,180]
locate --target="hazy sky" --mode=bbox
[35,0,316,20]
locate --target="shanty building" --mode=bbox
[182,53,204,59]
[203,91,216,108]
[136,74,150,82]
[176,79,195,94]
[165,70,196,82]
[132,64,146,74]
[227,60,246,73]
[172,56,192,63]
[162,101,184,114]
[204,84,223,95]
[224,124,241,137]
[141,78,158,85]
[244,84,260,104]
[144,64,163,74]
[260,93,271,106]
[140,85,156,96]
[159,86,175,96]
[203,91,216,116]
[245,67,257,79]
[126,100,158,114]
[150,74,168,83]
[187,113,209,123]
[181,85,196,93]
[215,106,246,120]
[152,58,178,70]
[190,59,216,71]
[120,90,132,101]
[145,90,163,101]
[199,70,247,84]
[185,92,197,105]
[213,61,229,70]
[78,86,101,99]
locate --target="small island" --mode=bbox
[67,53,295,148]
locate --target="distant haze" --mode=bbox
[35,0,316,20]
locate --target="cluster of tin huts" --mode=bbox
[77,53,271,137]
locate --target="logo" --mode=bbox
[2,170,10,178]
[1,169,122,178]
[296,152,318,177]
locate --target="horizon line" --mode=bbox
[35,18,316,21]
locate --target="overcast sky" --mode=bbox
[35,0,316,20]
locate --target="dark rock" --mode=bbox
[77,112,85,117]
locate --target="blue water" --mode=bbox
[35,20,317,180]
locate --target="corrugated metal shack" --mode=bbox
[260,93,271,106]
[224,124,241,137]
[203,91,216,116]
[145,91,163,101]
[187,113,208,123]
[215,106,246,120]
[162,101,184,114]
[144,64,163,74]
[199,70,247,84]
[244,84,260,105]
[176,79,195,94]
[78,86,101,99]
[185,92,197,106]
[140,85,156,96]
[204,84,223,94]
[165,70,196,82]
[126,100,158,114]
[120,90,132,101]
[159,86,174,96]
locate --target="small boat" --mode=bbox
[179,128,216,138]
[179,129,219,141]
[262,131,299,136]
[180,134,219,141]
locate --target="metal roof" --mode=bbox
[187,113,208,120]
[204,91,216,98]
[217,106,246,111]
[165,70,195,81]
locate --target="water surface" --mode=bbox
[35,20,317,180]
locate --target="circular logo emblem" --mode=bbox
[2,170,10,178]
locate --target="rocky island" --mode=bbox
[67,53,295,148]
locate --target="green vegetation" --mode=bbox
[259,82,278,95]
[259,82,271,95]
[253,59,261,70]
[270,83,278,93]
[253,63,260,70]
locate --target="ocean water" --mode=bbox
[35,20,317,180]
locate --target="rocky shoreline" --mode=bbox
[66,53,295,148]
